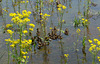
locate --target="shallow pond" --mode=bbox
[0,0,100,64]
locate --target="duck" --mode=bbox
[64,28,69,35]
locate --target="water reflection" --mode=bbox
[1,0,100,64]
[0,0,2,16]
[82,46,87,64]
[59,40,65,64]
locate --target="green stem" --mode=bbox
[7,42,9,64]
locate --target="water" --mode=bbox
[0,0,100,64]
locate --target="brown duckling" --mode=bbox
[54,26,57,35]
[36,37,42,43]
[36,28,40,36]
[37,45,42,49]
[56,0,61,8]
[31,36,37,45]
[91,2,97,7]
[31,37,34,45]
[51,29,55,36]
[58,35,62,39]
[64,28,69,35]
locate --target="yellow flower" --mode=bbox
[27,11,31,15]
[13,40,19,44]
[40,13,43,15]
[94,39,98,42]
[76,28,81,34]
[62,5,66,9]
[97,27,100,29]
[7,29,14,35]
[82,18,84,21]
[5,38,11,42]
[88,39,92,43]
[23,56,27,59]
[58,8,61,11]
[50,0,54,2]
[21,51,28,55]
[29,28,33,31]
[23,18,30,22]
[9,13,16,17]
[57,4,62,8]
[62,20,64,22]
[22,30,28,34]
[64,54,69,58]
[28,39,32,44]
[91,44,93,46]
[22,1,25,3]
[85,19,88,22]
[91,44,96,49]
[97,41,100,45]
[97,56,100,59]
[49,27,52,30]
[26,1,29,3]
[43,13,51,17]
[96,47,99,51]
[29,23,35,28]
[89,47,92,52]
[22,10,27,14]
[10,44,15,48]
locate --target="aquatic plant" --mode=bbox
[64,54,69,64]
[73,16,81,27]
[5,10,35,64]
[88,39,100,64]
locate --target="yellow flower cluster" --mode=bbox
[76,28,81,35]
[50,0,54,2]
[21,39,32,48]
[21,51,28,55]
[39,13,51,20]
[64,54,69,58]
[5,39,20,48]
[97,56,100,62]
[82,18,89,26]
[57,4,66,11]
[23,56,29,59]
[22,30,28,34]
[88,39,100,52]
[5,38,12,42]
[7,29,14,35]
[29,28,33,31]
[9,10,31,24]
[97,27,100,31]
[29,23,35,28]
[6,24,12,28]
[21,0,29,3]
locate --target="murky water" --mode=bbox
[0,0,100,64]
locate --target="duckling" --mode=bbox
[31,37,34,45]
[54,26,57,35]
[58,35,62,39]
[64,28,69,35]
[37,45,42,49]
[48,33,51,37]
[29,31,32,36]
[31,36,36,45]
[56,0,61,8]
[45,37,50,41]
[91,2,97,7]
[0,0,2,2]
[37,37,42,43]
[36,28,40,36]
[51,29,55,36]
